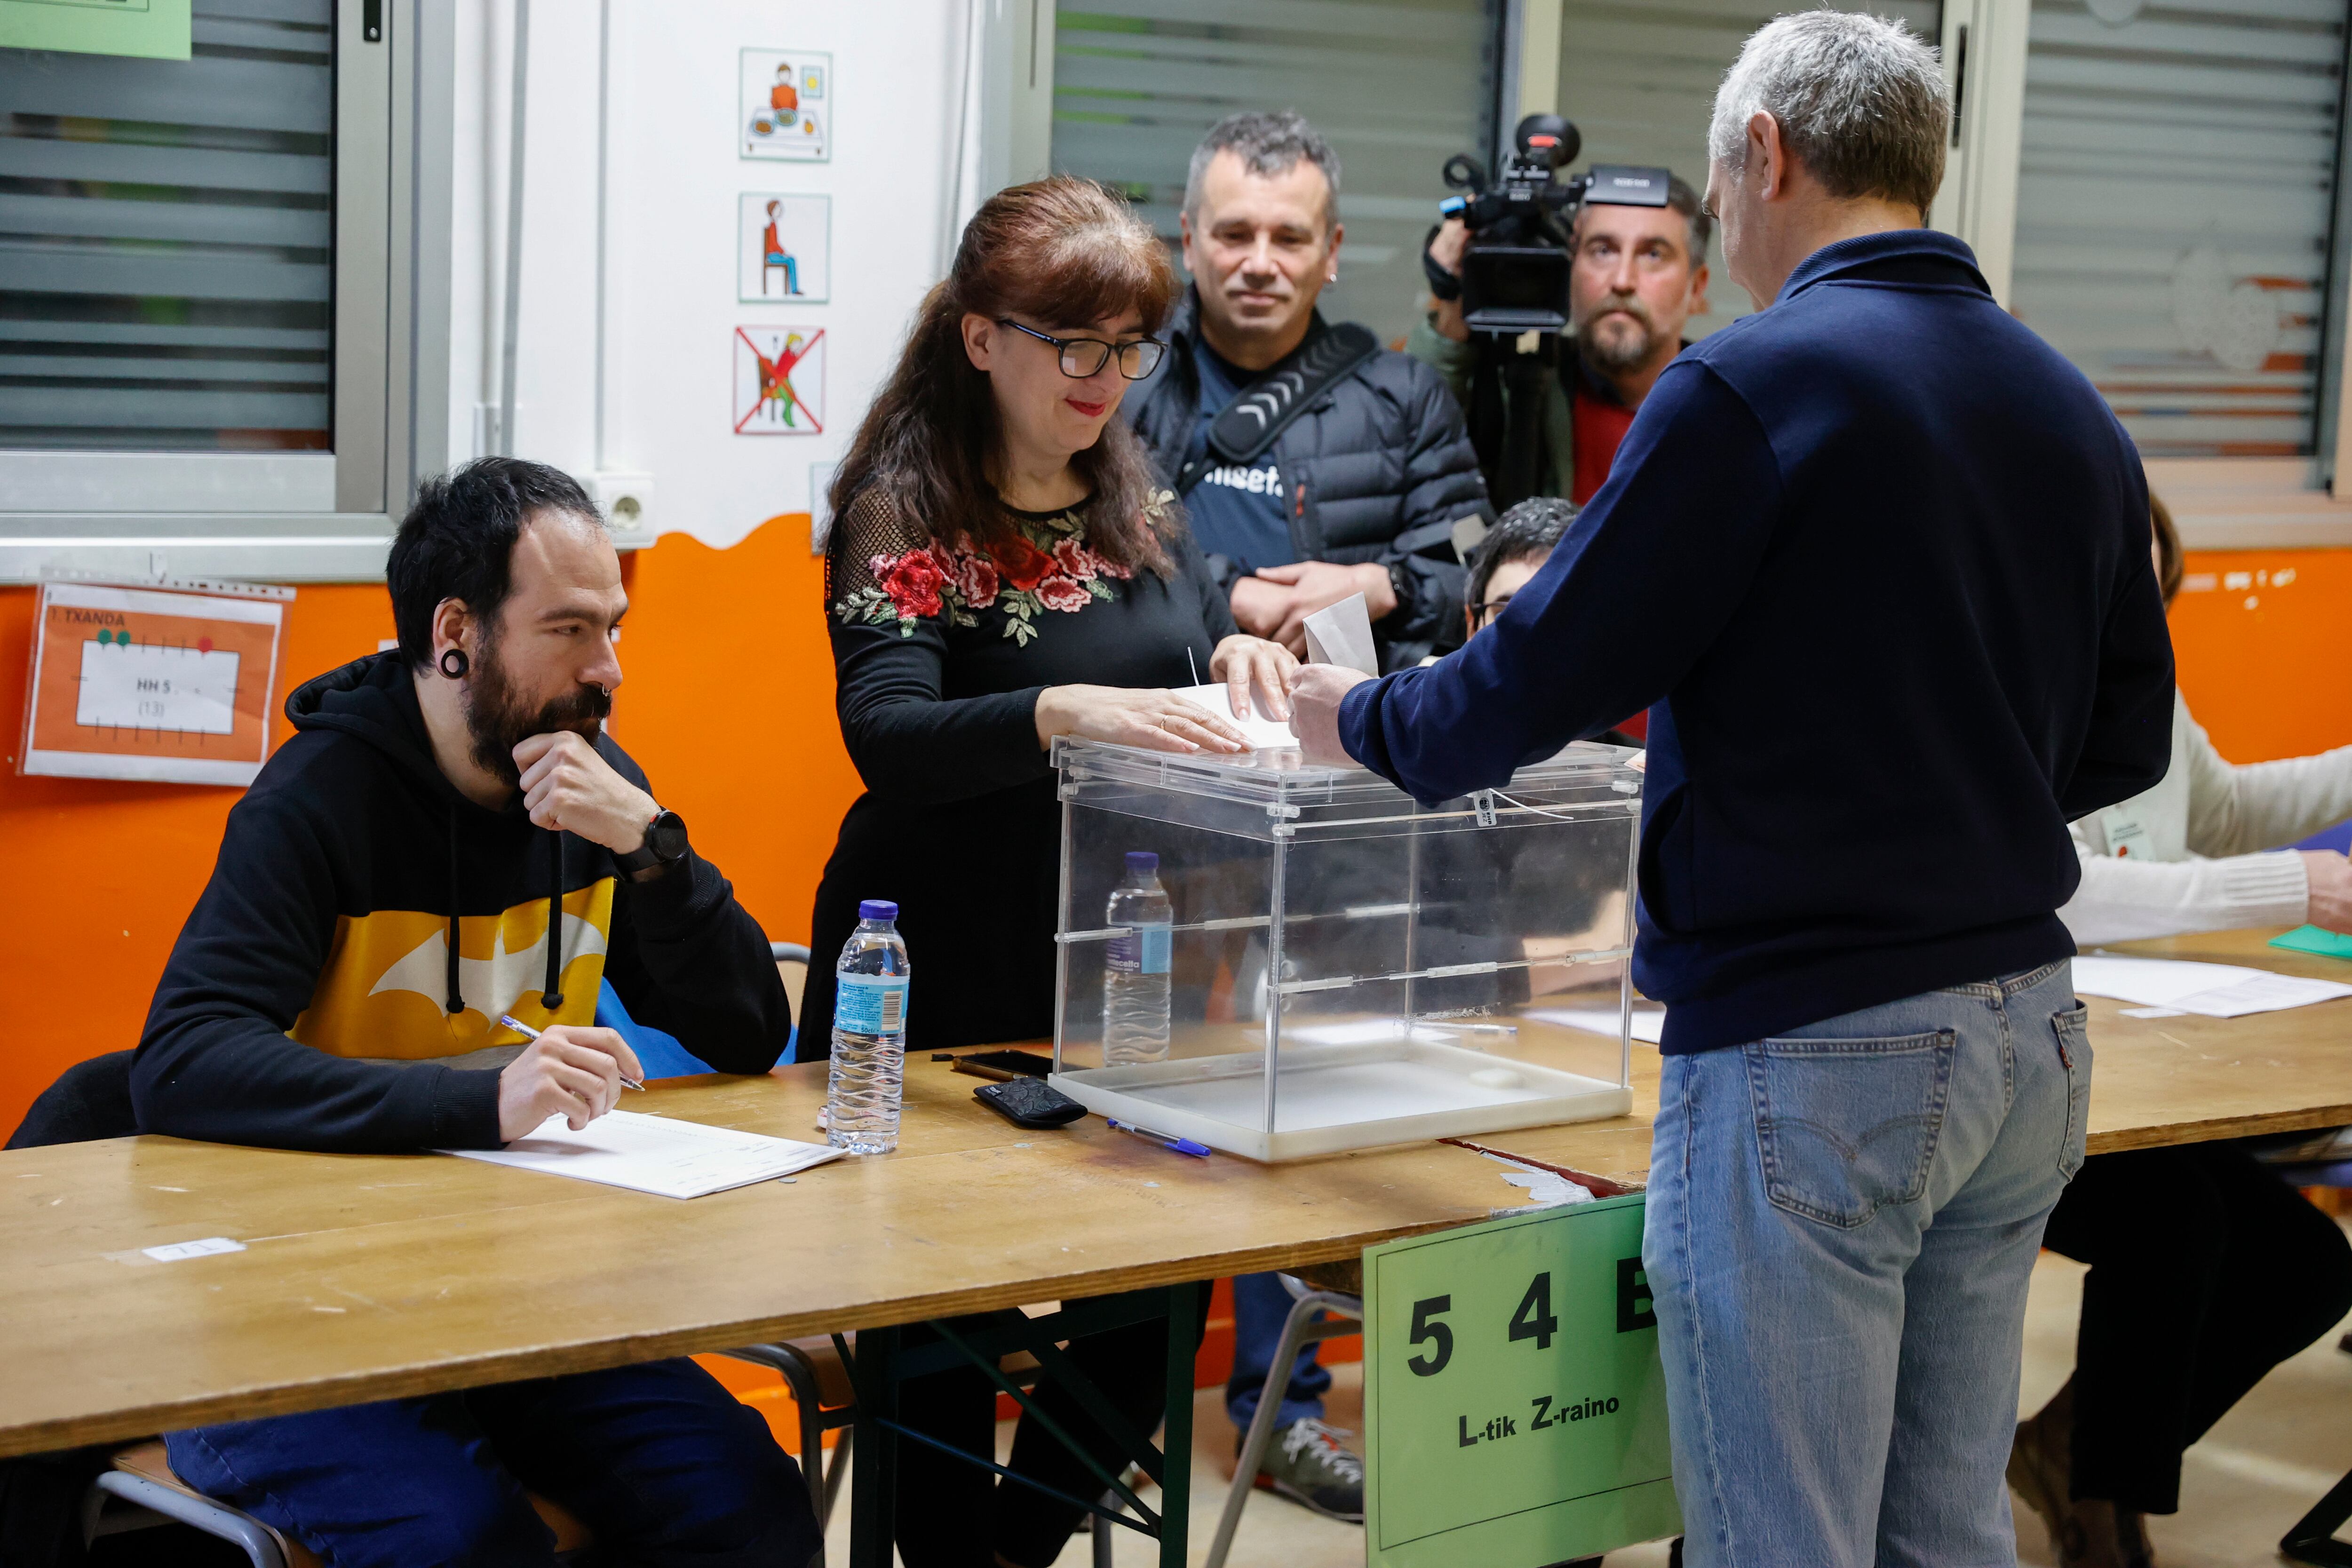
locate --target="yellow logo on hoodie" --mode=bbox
[291,880,615,1058]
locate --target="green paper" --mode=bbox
[1364,1194,1681,1567]
[2272,924,2352,960]
[0,0,191,61]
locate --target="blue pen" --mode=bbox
[1106,1119,1211,1158]
[500,1014,645,1090]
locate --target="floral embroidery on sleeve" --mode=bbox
[832,509,1131,645]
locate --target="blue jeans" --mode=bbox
[1224,1271,1332,1432]
[166,1357,822,1568]
[1644,960,2088,1568]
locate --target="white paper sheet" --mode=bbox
[2070,955,2352,1019]
[442,1110,845,1199]
[1302,591,1379,676]
[1172,683,1298,750]
[1524,1007,1667,1044]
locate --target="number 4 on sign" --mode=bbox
[1510,1272,1559,1351]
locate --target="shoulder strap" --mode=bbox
[1174,322,1383,495]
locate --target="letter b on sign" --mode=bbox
[1616,1257,1655,1332]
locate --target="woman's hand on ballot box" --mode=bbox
[1209,633,1299,723]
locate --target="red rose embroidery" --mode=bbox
[878,549,945,619]
[994,535,1057,591]
[1094,549,1133,581]
[1051,538,1097,581]
[953,550,1000,609]
[1035,574,1092,612]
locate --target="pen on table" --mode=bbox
[1105,1118,1210,1157]
[500,1014,645,1090]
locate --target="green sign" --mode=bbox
[0,0,191,60]
[1363,1194,1680,1567]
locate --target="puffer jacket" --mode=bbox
[1127,288,1494,669]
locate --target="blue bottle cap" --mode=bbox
[858,899,898,921]
[1125,852,1158,873]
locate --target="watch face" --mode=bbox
[647,812,689,861]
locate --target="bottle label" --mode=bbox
[835,973,908,1035]
[1107,924,1172,976]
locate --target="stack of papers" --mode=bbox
[1172,685,1297,750]
[2070,955,2352,1019]
[442,1110,844,1199]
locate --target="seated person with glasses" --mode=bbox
[1452,497,1642,753]
[130,457,819,1567]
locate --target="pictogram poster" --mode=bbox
[19,579,289,786]
[733,326,826,435]
[740,48,830,161]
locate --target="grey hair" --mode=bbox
[1707,10,1949,215]
[1184,110,1342,231]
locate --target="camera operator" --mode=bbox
[1126,111,1492,673]
[1408,175,1710,505]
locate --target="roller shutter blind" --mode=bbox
[0,0,333,453]
[1050,0,1502,345]
[2009,0,2349,458]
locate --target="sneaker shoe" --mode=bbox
[1252,1417,1364,1523]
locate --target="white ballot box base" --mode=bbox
[1052,1038,1630,1162]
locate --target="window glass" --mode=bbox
[0,0,334,453]
[1051,0,1502,345]
[2010,0,2349,457]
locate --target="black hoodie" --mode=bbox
[132,653,790,1152]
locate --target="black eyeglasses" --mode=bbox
[1471,593,1515,628]
[996,318,1167,380]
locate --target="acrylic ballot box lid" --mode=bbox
[1048,737,1644,1161]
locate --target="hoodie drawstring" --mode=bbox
[445,800,463,1014]
[541,828,566,1011]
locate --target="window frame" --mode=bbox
[1948,0,2352,546]
[0,0,455,583]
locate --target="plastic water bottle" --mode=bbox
[1103,852,1173,1065]
[827,899,910,1154]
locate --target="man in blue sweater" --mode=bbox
[1291,13,2174,1565]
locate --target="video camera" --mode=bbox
[1427,113,1673,334]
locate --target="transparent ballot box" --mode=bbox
[1049,737,1642,1161]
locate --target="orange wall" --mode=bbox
[3,533,2349,1135]
[2170,549,2352,763]
[0,513,858,1135]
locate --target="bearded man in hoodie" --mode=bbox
[131,457,821,1568]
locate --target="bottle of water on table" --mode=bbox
[1103,852,1173,1065]
[827,899,909,1154]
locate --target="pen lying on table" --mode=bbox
[499,1014,646,1090]
[1106,1118,1211,1157]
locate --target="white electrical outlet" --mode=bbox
[590,471,655,533]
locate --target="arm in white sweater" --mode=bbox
[2058,825,2309,947]
[2181,707,2352,857]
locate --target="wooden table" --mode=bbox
[5,928,2349,1538]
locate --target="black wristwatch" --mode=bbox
[615,809,689,876]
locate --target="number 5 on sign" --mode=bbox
[1363,1194,1679,1567]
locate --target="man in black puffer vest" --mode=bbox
[1125,110,1493,674]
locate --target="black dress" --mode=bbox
[805,488,1235,1568]
[804,491,1237,1056]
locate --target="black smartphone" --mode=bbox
[973,1077,1087,1129]
[951,1049,1055,1082]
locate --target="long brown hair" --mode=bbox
[2150,490,2185,607]
[828,176,1179,576]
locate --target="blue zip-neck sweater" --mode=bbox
[1339,229,2176,1053]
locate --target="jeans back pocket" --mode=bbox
[2053,1003,2092,1181]
[1742,1029,1957,1229]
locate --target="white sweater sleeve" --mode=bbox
[2058,828,2310,947]
[2181,707,2352,856]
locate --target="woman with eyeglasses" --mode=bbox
[803,176,1295,1568]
